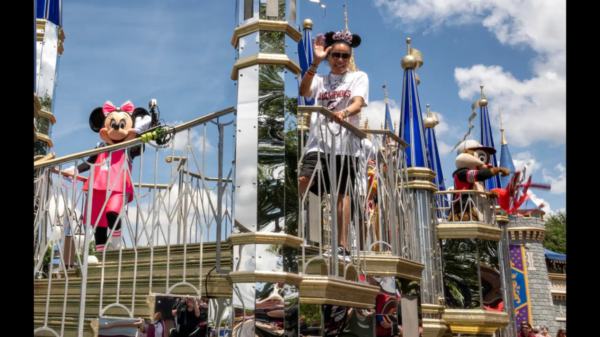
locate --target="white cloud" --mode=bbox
[543,163,566,194]
[436,140,454,156]
[453,66,565,147]
[361,99,400,132]
[373,0,566,147]
[512,151,542,174]
[170,120,214,153]
[526,189,551,213]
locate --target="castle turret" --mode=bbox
[507,211,560,334]
[399,37,447,337]
[424,104,450,219]
[498,107,516,188]
[478,86,502,191]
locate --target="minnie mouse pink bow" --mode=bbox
[102,100,134,115]
[332,30,353,44]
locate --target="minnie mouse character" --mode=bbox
[64,101,151,252]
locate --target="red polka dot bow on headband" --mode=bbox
[332,30,353,44]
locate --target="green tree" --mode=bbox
[441,239,481,309]
[543,211,566,254]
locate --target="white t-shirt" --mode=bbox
[302,71,369,155]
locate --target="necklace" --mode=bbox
[328,71,347,90]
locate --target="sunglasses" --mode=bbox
[331,52,351,60]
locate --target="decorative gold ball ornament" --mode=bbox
[303,19,313,29]
[423,104,437,129]
[401,55,417,69]
[479,85,488,106]
[423,116,436,128]
[401,38,416,69]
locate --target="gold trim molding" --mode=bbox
[34,92,41,117]
[404,167,436,181]
[437,223,502,241]
[38,109,56,125]
[36,132,54,148]
[406,180,438,192]
[496,215,509,223]
[549,273,566,281]
[443,309,509,335]
[422,304,445,316]
[422,317,448,337]
[231,53,301,80]
[359,254,424,281]
[508,226,546,241]
[549,273,566,300]
[228,271,303,286]
[227,232,304,249]
[231,20,302,48]
[299,276,380,309]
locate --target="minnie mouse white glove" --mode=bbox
[134,114,152,134]
[62,166,78,183]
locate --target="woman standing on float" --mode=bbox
[298,30,369,258]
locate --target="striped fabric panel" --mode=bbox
[467,170,477,183]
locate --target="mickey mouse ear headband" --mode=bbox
[324,30,361,48]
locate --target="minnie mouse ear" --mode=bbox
[89,107,105,133]
[350,34,361,48]
[324,31,336,47]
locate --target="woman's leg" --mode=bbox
[337,194,350,250]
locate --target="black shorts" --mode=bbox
[299,152,357,196]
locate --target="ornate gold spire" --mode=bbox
[384,83,389,104]
[423,104,439,129]
[499,106,507,145]
[344,3,358,72]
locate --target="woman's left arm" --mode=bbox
[332,97,364,123]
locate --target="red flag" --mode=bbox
[492,169,550,214]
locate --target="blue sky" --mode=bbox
[51,0,565,212]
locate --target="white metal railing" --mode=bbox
[361,130,414,260]
[297,106,416,282]
[435,190,497,226]
[33,107,235,337]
